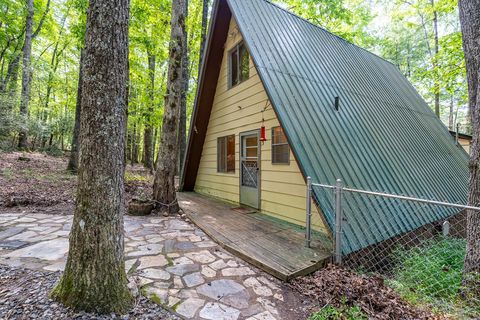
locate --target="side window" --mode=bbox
[217,135,235,173]
[229,42,250,88]
[272,127,290,164]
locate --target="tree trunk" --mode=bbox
[458,0,480,298]
[17,0,34,150]
[1,54,21,95]
[153,126,158,165]
[51,0,132,313]
[131,121,139,165]
[177,0,189,175]
[43,11,68,125]
[1,55,20,119]
[17,0,51,149]
[67,49,85,173]
[143,53,155,172]
[449,96,454,130]
[152,0,187,214]
[126,127,133,163]
[42,43,64,147]
[198,0,209,74]
[432,1,440,117]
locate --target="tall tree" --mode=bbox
[18,0,51,149]
[42,9,70,123]
[67,49,84,173]
[152,0,187,214]
[459,0,480,296]
[143,52,155,171]
[67,0,87,172]
[370,0,467,129]
[0,0,25,96]
[198,0,209,72]
[177,0,189,174]
[51,0,133,313]
[432,0,440,117]
[17,0,34,149]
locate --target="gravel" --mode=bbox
[0,266,179,320]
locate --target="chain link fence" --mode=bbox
[306,178,480,318]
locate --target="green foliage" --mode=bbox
[0,96,19,139]
[276,0,469,132]
[390,237,465,303]
[373,0,468,130]
[275,0,375,47]
[388,236,480,317]
[0,0,470,155]
[309,303,367,320]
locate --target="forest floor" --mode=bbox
[0,152,152,215]
[0,152,444,320]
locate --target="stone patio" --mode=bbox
[0,213,288,320]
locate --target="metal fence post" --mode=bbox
[306,176,312,248]
[335,179,343,264]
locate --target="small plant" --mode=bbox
[125,171,150,183]
[388,236,480,317]
[38,173,61,182]
[0,168,14,179]
[309,302,367,320]
[390,237,465,303]
[21,168,35,178]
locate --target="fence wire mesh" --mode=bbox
[309,182,480,318]
[308,182,335,253]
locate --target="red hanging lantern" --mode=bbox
[260,123,267,143]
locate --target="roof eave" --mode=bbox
[181,0,232,191]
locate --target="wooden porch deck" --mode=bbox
[178,192,331,281]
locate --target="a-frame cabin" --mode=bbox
[181,0,469,255]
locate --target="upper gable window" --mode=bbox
[229,42,250,88]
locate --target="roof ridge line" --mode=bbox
[258,0,398,68]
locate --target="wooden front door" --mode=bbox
[240,131,260,209]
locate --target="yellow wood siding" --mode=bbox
[458,137,471,154]
[194,18,328,233]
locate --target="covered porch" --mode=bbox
[178,192,331,281]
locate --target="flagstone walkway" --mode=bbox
[0,213,298,320]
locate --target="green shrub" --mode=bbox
[0,140,16,152]
[390,237,465,304]
[309,303,367,320]
[387,236,480,317]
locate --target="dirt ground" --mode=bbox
[0,152,152,215]
[0,152,445,320]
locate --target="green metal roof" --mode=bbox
[226,0,469,254]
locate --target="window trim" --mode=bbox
[217,135,236,174]
[228,41,249,89]
[271,126,290,165]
